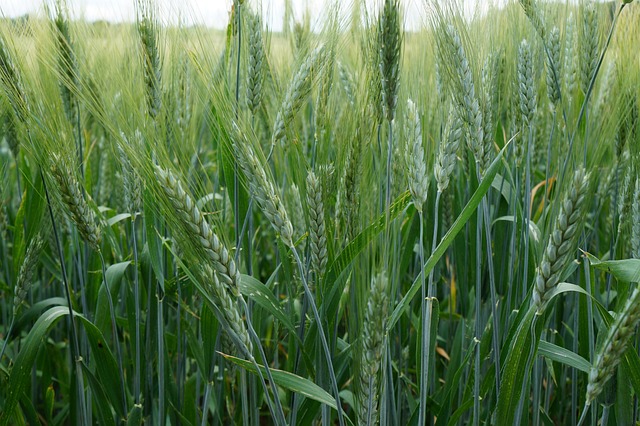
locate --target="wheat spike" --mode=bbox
[358,272,389,426]
[51,156,102,251]
[246,11,264,115]
[155,166,240,296]
[306,170,328,281]
[532,168,590,312]
[13,234,45,318]
[378,0,401,123]
[234,139,294,247]
[586,286,640,404]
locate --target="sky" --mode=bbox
[1,0,510,31]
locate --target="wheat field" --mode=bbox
[0,0,639,425]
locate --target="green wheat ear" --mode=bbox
[378,0,401,123]
[532,168,590,312]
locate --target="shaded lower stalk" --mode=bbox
[237,297,288,425]
[418,208,428,426]
[601,406,610,426]
[131,216,142,403]
[99,253,127,414]
[201,333,221,426]
[291,246,345,426]
[420,190,440,426]
[289,293,310,426]
[480,193,501,394]
[0,319,14,362]
[523,126,532,306]
[515,315,540,425]
[157,285,165,423]
[15,161,22,204]
[473,198,482,426]
[42,172,87,425]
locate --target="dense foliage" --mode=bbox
[0,0,639,424]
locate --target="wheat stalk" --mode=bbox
[632,177,640,259]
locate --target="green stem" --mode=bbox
[99,253,127,414]
[577,403,590,426]
[157,285,165,423]
[418,207,428,426]
[473,194,482,426]
[0,318,14,363]
[291,246,345,426]
[237,297,288,425]
[42,172,87,425]
[523,125,532,306]
[131,216,141,403]
[480,195,501,393]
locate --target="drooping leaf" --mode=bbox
[584,252,640,283]
[221,353,337,410]
[538,340,590,373]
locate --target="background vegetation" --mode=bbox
[0,0,639,424]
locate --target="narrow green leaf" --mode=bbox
[44,384,55,423]
[495,306,537,425]
[80,362,117,425]
[126,404,143,426]
[107,213,132,227]
[221,353,337,410]
[144,194,165,291]
[95,261,130,337]
[239,274,296,336]
[0,306,69,425]
[76,314,127,418]
[538,340,590,373]
[584,252,640,283]
[323,191,411,290]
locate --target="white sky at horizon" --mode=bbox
[2,0,513,31]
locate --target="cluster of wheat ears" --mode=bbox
[0,0,639,424]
